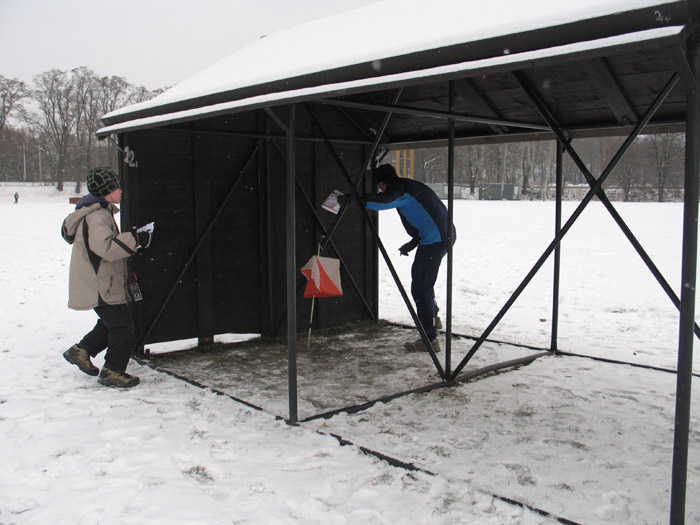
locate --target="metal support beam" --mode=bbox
[587,57,639,125]
[454,78,508,134]
[264,120,275,336]
[333,105,379,142]
[286,105,298,425]
[446,81,456,377]
[265,107,288,133]
[673,46,699,93]
[449,72,678,380]
[551,143,563,353]
[670,29,700,525]
[166,124,372,146]
[320,98,550,131]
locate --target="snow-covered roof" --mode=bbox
[97,0,688,136]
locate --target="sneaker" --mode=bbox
[404,337,441,353]
[63,345,99,376]
[98,367,140,388]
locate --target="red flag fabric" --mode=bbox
[300,256,343,298]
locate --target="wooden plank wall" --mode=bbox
[122,105,377,347]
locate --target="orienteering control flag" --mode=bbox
[300,256,343,298]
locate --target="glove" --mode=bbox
[136,231,152,250]
[399,238,419,256]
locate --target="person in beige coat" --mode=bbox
[61,167,152,388]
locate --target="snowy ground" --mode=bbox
[0,182,698,524]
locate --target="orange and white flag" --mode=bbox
[300,256,343,298]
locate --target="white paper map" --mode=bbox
[322,190,343,214]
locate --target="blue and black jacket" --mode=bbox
[363,178,456,246]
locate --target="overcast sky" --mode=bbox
[0,0,380,90]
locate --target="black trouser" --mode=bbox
[78,303,135,372]
[411,241,449,340]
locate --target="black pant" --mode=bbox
[78,303,135,372]
[411,241,449,340]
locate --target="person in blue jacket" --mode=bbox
[362,164,456,353]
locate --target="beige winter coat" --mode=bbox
[61,202,139,310]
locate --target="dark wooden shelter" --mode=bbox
[97,1,699,522]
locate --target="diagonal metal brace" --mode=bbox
[319,89,403,248]
[449,72,679,380]
[516,71,700,340]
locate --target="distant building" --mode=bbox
[424,183,470,200]
[479,183,521,201]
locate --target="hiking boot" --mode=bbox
[98,367,140,388]
[63,345,99,376]
[404,337,441,353]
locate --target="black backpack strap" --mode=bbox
[82,219,102,274]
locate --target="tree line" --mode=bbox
[1,69,685,201]
[400,132,685,202]
[0,68,163,192]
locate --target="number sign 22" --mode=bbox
[123,146,138,168]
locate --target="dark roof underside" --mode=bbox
[99,1,697,146]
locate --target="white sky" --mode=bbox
[0,0,380,90]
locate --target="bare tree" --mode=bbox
[461,145,486,195]
[649,133,683,202]
[72,67,93,192]
[98,75,153,114]
[95,75,157,166]
[494,143,509,184]
[520,141,536,195]
[72,67,118,191]
[0,67,161,187]
[419,149,446,182]
[535,141,556,198]
[614,140,644,202]
[31,70,80,191]
[0,76,30,134]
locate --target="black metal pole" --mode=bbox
[320,98,550,131]
[446,81,456,378]
[286,105,298,425]
[265,121,275,336]
[670,31,700,525]
[551,142,563,353]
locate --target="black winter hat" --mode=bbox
[374,164,400,184]
[87,167,121,197]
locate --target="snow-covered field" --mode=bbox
[0,182,698,524]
